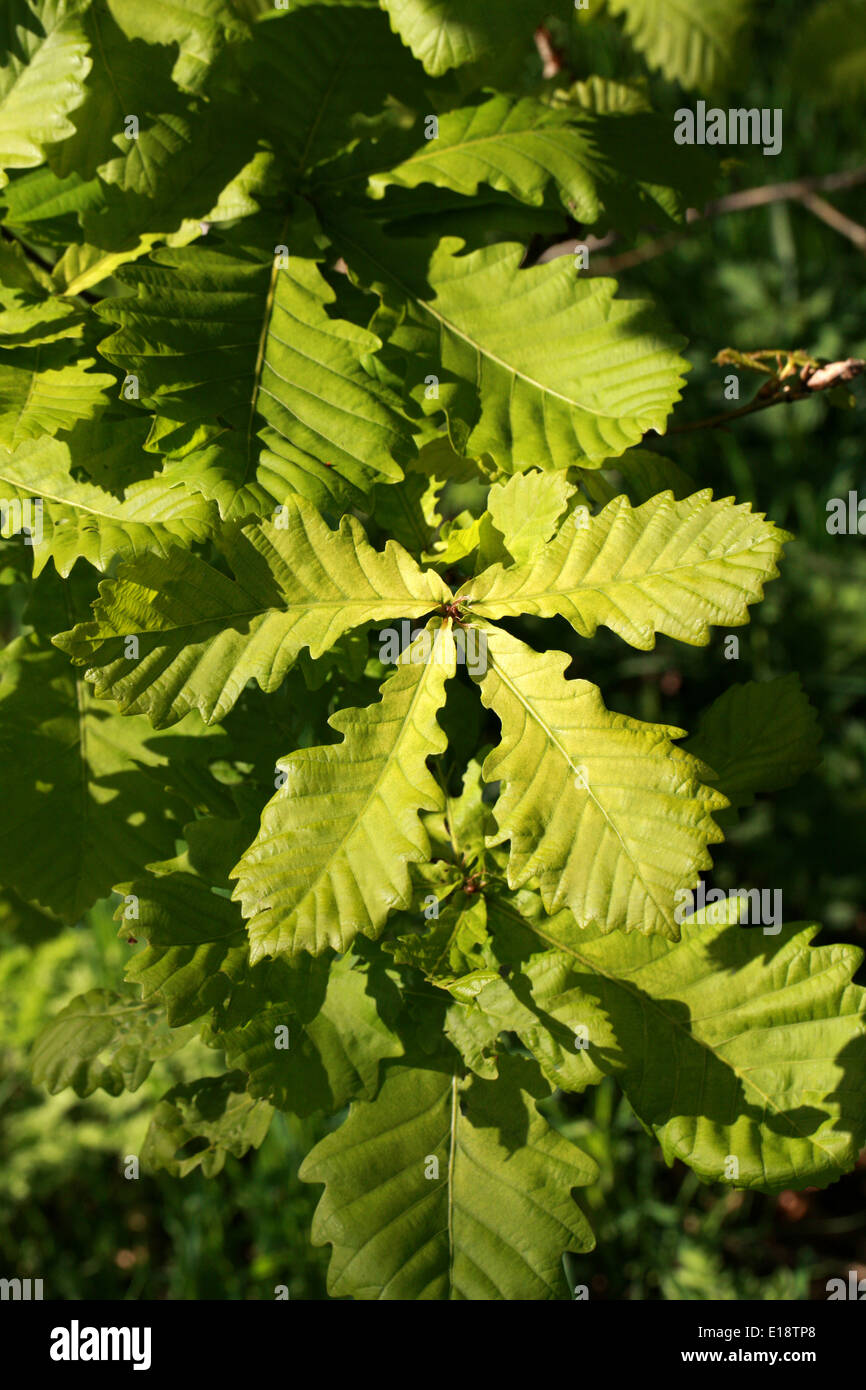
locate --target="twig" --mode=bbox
[799,191,866,252]
[667,358,864,434]
[536,230,616,263]
[591,229,683,275]
[667,391,806,434]
[702,164,866,214]
[534,25,568,78]
[578,163,866,275]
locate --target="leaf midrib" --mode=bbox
[84,595,442,646]
[333,224,618,420]
[483,641,675,932]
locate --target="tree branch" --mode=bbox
[666,358,864,434]
[547,164,866,275]
[799,191,866,253]
[533,25,569,79]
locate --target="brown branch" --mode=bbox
[536,230,616,263]
[666,358,864,434]
[578,163,866,275]
[702,163,866,215]
[534,25,568,78]
[799,191,866,252]
[666,390,809,434]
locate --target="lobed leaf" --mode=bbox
[96,240,416,517]
[0,430,214,574]
[378,0,556,75]
[231,621,456,959]
[330,219,690,471]
[142,1072,273,1178]
[471,625,727,938]
[300,1055,597,1299]
[607,0,752,91]
[684,674,822,807]
[31,987,193,1097]
[513,892,866,1190]
[0,0,91,188]
[0,618,200,919]
[54,496,451,727]
[210,953,405,1115]
[464,490,789,648]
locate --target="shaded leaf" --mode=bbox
[54,497,450,727]
[300,1055,597,1299]
[31,988,193,1096]
[232,621,456,959]
[142,1072,272,1177]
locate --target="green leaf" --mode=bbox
[0,346,114,445]
[485,469,574,565]
[386,893,494,989]
[433,756,497,869]
[142,1072,273,1177]
[464,490,788,649]
[49,0,192,179]
[366,97,717,230]
[243,4,424,177]
[0,258,83,346]
[517,894,866,1190]
[96,239,417,518]
[560,75,653,115]
[598,445,697,504]
[231,620,456,960]
[211,952,405,1115]
[31,988,193,1096]
[422,509,486,566]
[54,497,451,727]
[370,472,438,555]
[80,96,255,252]
[607,0,752,91]
[0,0,91,188]
[103,0,250,94]
[0,430,214,575]
[0,607,199,918]
[51,234,162,296]
[368,95,612,219]
[378,0,555,75]
[118,846,249,1028]
[0,163,104,229]
[467,894,615,1092]
[300,1055,597,1298]
[683,675,822,807]
[472,625,727,938]
[331,219,689,470]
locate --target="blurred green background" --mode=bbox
[2,0,865,1300]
